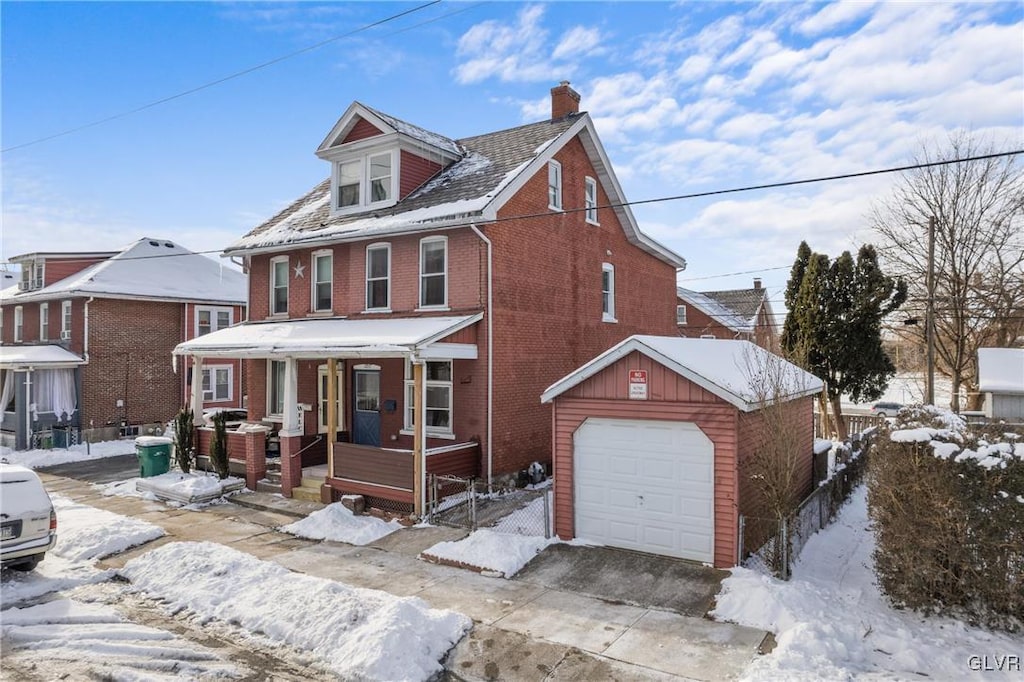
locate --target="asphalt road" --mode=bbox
[36,453,140,484]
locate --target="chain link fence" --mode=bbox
[428,474,551,538]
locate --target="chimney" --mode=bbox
[551,80,581,120]
[753,277,762,290]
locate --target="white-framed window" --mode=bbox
[14,306,23,342]
[19,261,43,291]
[61,300,72,337]
[584,176,599,225]
[202,365,233,402]
[270,256,289,315]
[197,306,233,336]
[548,160,563,210]
[365,243,390,311]
[312,250,333,312]
[39,303,49,341]
[419,237,447,308]
[317,364,345,433]
[333,150,396,213]
[403,359,453,437]
[602,263,616,322]
[676,304,687,325]
[267,360,286,417]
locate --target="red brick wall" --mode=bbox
[79,299,182,429]
[486,136,680,475]
[678,304,736,340]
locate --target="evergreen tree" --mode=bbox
[781,243,907,438]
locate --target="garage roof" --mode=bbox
[541,335,823,412]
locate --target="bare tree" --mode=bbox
[871,131,1024,411]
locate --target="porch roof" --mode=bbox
[0,344,87,369]
[172,314,482,360]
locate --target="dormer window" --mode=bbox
[18,261,43,292]
[333,150,396,213]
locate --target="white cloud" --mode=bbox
[552,25,605,61]
[798,1,878,36]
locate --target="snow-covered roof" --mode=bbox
[227,110,687,270]
[977,347,1024,394]
[0,238,247,306]
[0,344,86,369]
[173,314,482,360]
[677,288,756,333]
[541,335,822,411]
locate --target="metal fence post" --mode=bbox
[543,489,551,539]
[469,479,477,531]
[738,515,745,565]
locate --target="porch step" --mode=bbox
[290,484,323,503]
[264,470,282,484]
[255,479,282,495]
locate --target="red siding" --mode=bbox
[400,150,443,199]
[343,117,384,143]
[565,351,724,403]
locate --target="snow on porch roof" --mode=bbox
[0,344,87,369]
[977,347,1024,394]
[173,314,483,360]
[541,335,823,412]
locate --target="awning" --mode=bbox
[173,314,482,360]
[0,344,87,370]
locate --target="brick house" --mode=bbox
[0,238,247,450]
[174,83,687,510]
[677,278,777,349]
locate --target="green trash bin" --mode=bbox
[135,436,172,477]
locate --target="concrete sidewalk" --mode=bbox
[40,476,766,681]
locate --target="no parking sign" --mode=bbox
[628,369,648,400]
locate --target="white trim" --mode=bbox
[311,249,334,313]
[317,363,345,433]
[38,302,49,341]
[403,358,454,438]
[61,300,72,335]
[601,263,616,323]
[201,364,233,402]
[676,304,688,325]
[365,242,391,311]
[13,306,23,342]
[331,149,398,216]
[270,256,289,316]
[196,305,234,337]
[584,176,599,225]
[548,159,563,211]
[418,235,448,309]
[417,343,478,360]
[267,359,286,418]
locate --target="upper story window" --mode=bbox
[676,304,687,325]
[365,243,390,311]
[197,306,232,336]
[602,263,616,323]
[14,306,23,342]
[548,160,563,210]
[419,237,447,309]
[39,303,49,341]
[312,251,333,312]
[334,151,396,213]
[61,300,72,338]
[584,176,599,225]
[18,262,43,292]
[270,256,289,315]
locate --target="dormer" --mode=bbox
[315,103,463,217]
[9,250,118,292]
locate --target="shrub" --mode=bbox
[868,407,1023,631]
[209,411,230,480]
[173,408,194,474]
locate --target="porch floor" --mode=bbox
[304,464,328,479]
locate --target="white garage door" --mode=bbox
[573,418,715,562]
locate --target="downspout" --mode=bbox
[469,224,493,490]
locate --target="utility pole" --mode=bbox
[925,215,936,406]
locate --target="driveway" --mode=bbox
[515,543,729,617]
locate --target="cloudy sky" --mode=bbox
[3,1,1021,309]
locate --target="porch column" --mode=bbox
[327,358,338,478]
[413,359,425,517]
[189,356,204,419]
[280,357,303,496]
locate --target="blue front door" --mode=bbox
[352,369,381,446]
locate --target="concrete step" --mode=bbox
[255,479,282,495]
[264,470,281,484]
[300,476,324,489]
[290,485,323,503]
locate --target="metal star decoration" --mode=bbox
[293,262,306,278]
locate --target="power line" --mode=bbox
[1,1,443,154]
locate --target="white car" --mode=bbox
[1,463,57,571]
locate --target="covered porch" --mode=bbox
[173,314,487,514]
[0,345,84,451]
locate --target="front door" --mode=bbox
[352,369,381,446]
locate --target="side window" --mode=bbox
[601,263,616,322]
[584,176,599,224]
[548,160,562,210]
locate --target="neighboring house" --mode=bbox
[977,347,1024,421]
[541,335,822,567]
[677,278,777,349]
[174,82,687,507]
[0,238,247,450]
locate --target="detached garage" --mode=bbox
[541,335,822,568]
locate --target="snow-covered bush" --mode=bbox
[868,407,1023,631]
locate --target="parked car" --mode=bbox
[872,401,903,418]
[1,463,57,571]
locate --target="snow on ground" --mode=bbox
[842,372,962,411]
[422,528,556,578]
[50,495,165,562]
[120,541,471,681]
[279,502,403,545]
[0,438,136,468]
[713,486,1024,680]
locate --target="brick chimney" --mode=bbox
[551,81,581,120]
[753,277,762,290]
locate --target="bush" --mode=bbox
[173,408,194,474]
[209,411,230,480]
[868,406,1023,631]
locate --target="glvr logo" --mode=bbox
[968,655,1021,672]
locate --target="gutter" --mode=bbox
[469,224,494,490]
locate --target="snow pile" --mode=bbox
[51,495,165,561]
[0,439,136,468]
[120,542,470,681]
[713,487,1024,680]
[279,503,402,545]
[422,529,556,578]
